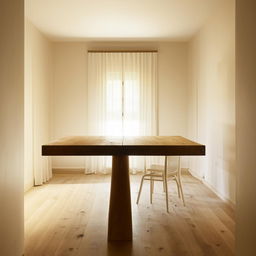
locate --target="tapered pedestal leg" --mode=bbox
[108,155,132,241]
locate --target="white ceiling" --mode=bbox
[26,0,222,41]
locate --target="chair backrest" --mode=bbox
[164,156,181,176]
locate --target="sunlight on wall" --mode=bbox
[188,0,235,203]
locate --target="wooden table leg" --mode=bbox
[108,155,132,241]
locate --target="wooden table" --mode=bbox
[42,136,205,241]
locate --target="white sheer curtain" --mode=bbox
[86,52,157,173]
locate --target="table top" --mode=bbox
[42,136,205,156]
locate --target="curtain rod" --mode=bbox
[88,50,158,53]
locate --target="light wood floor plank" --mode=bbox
[24,173,235,256]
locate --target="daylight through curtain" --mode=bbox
[86,52,157,173]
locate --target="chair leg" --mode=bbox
[164,178,169,213]
[136,175,145,204]
[175,178,181,198]
[150,176,153,204]
[178,178,185,206]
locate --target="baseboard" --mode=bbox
[24,181,34,193]
[52,167,85,174]
[53,167,190,174]
[202,179,236,209]
[188,169,236,209]
[188,169,203,180]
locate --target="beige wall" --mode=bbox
[0,1,24,255]
[24,20,53,190]
[51,42,189,169]
[158,43,188,136]
[188,1,236,203]
[24,20,33,191]
[236,0,256,254]
[51,42,87,168]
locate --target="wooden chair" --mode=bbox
[136,156,185,212]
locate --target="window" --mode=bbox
[105,72,140,136]
[86,51,157,173]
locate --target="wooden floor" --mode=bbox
[24,173,235,256]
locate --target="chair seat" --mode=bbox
[147,165,178,176]
[148,164,164,171]
[136,156,185,212]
